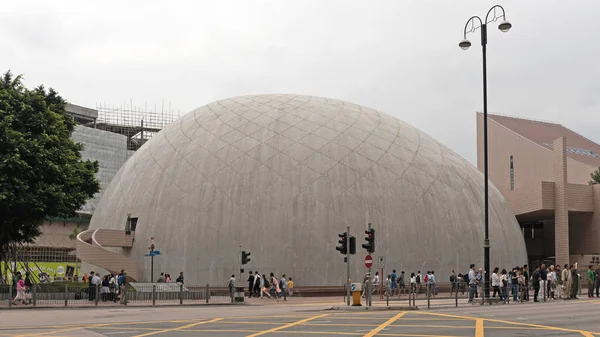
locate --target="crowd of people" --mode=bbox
[359,262,600,304]
[363,270,441,298]
[233,271,294,301]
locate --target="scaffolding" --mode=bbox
[96,100,180,151]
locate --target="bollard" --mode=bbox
[65,285,68,307]
[32,284,36,307]
[95,285,99,306]
[343,283,346,304]
[179,283,183,305]
[152,285,156,306]
[427,283,430,309]
[123,285,128,305]
[386,286,389,307]
[9,285,12,309]
[455,282,458,307]
[205,284,209,304]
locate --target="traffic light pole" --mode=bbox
[346,226,351,306]
[367,223,372,307]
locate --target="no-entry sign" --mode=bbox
[365,255,373,268]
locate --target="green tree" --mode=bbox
[591,167,600,185]
[0,71,99,262]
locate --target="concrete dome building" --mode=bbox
[83,94,527,285]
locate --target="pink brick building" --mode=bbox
[477,113,600,268]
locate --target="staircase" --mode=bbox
[76,229,140,280]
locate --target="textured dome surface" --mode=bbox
[90,94,527,285]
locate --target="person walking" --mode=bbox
[287,278,294,297]
[595,264,600,298]
[468,264,477,303]
[499,269,508,303]
[555,265,563,299]
[532,266,541,302]
[511,268,519,302]
[156,272,166,283]
[587,265,596,298]
[409,273,417,298]
[247,271,255,298]
[279,274,288,301]
[372,272,380,296]
[449,270,457,298]
[11,274,27,305]
[571,263,579,299]
[227,274,236,300]
[261,274,272,299]
[491,267,500,298]
[562,264,571,299]
[398,271,406,297]
[390,270,398,296]
[416,271,422,294]
[101,275,110,302]
[253,272,261,297]
[270,273,280,302]
[522,265,530,301]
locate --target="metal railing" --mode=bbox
[1,283,239,309]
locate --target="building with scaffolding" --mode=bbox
[2,102,178,283]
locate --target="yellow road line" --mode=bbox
[378,334,462,337]
[131,318,223,337]
[14,324,105,337]
[363,311,406,337]
[475,319,484,337]
[390,324,474,329]
[245,313,329,337]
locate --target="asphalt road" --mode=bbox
[1,298,599,337]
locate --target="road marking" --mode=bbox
[104,332,139,335]
[15,324,105,337]
[131,318,223,337]
[363,311,406,337]
[245,313,329,337]
[475,319,484,337]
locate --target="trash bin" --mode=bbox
[234,286,245,302]
[351,283,362,306]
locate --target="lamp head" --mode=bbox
[458,39,471,50]
[498,20,512,33]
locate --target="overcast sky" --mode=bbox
[2,0,599,164]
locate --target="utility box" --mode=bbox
[234,286,245,302]
[351,282,362,306]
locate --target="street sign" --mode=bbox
[351,282,362,291]
[365,255,373,268]
[378,256,385,269]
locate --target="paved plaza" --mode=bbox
[1,297,599,337]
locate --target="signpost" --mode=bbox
[378,256,385,299]
[144,237,161,282]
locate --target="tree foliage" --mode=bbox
[0,71,99,253]
[591,167,600,185]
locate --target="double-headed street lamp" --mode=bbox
[459,5,512,299]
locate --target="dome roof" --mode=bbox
[90,94,527,285]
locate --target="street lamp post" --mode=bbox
[459,5,512,299]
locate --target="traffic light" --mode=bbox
[241,251,251,265]
[336,232,348,255]
[362,228,375,253]
[349,236,356,255]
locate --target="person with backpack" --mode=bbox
[449,271,457,297]
[390,270,397,296]
[416,271,422,294]
[279,274,288,301]
[260,274,272,298]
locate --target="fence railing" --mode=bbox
[0,283,238,309]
